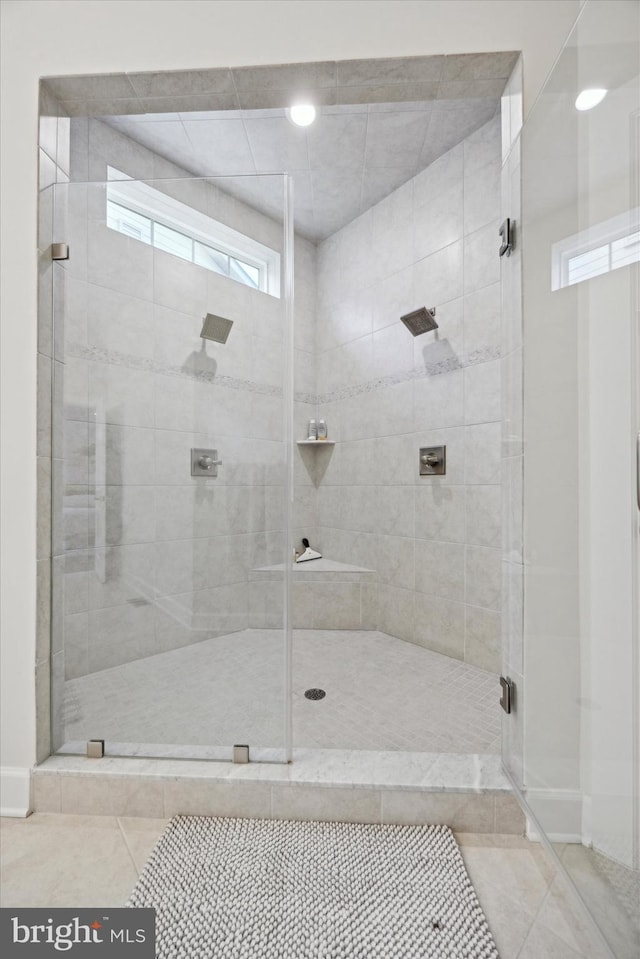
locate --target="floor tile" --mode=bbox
[117,817,169,874]
[1,815,612,959]
[0,814,139,907]
[60,628,500,755]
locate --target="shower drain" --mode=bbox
[304,688,326,701]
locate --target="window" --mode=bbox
[106,167,281,297]
[552,209,640,290]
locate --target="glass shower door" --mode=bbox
[513,2,640,956]
[50,173,293,762]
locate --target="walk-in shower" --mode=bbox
[44,65,513,772]
[36,20,640,955]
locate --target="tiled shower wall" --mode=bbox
[311,116,503,672]
[55,120,316,688]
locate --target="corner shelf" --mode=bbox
[296,440,336,447]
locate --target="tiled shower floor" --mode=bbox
[61,629,500,757]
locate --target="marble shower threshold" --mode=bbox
[31,749,525,833]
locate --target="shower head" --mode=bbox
[200,313,234,344]
[400,306,438,337]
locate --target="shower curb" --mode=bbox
[30,751,525,834]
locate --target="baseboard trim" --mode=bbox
[527,829,582,843]
[0,766,32,817]
[524,786,582,842]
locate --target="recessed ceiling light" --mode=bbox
[287,104,316,127]
[575,88,607,111]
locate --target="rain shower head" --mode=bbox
[200,313,234,344]
[400,306,438,336]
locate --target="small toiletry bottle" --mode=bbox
[317,419,328,440]
[307,419,317,441]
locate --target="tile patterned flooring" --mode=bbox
[0,815,612,959]
[62,629,500,755]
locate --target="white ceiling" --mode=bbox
[105,96,500,243]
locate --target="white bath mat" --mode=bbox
[128,816,499,958]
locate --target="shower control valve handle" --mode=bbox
[198,455,222,470]
[421,453,440,466]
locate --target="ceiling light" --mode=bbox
[575,88,607,111]
[287,104,316,127]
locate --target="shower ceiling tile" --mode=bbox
[182,118,255,174]
[441,52,519,81]
[243,116,309,172]
[221,175,288,228]
[179,109,246,122]
[418,99,498,168]
[127,68,235,99]
[367,100,433,114]
[63,98,146,118]
[336,55,445,87]
[307,113,367,170]
[361,168,418,215]
[137,93,241,114]
[336,81,441,105]
[438,78,508,100]
[100,83,504,240]
[231,61,337,91]
[364,110,432,169]
[45,73,137,101]
[114,112,184,124]
[108,117,194,163]
[310,169,364,223]
[236,87,338,111]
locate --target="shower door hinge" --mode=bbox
[51,243,69,260]
[498,219,513,257]
[499,676,514,714]
[87,739,105,758]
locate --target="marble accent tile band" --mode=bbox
[66,342,500,407]
[69,345,283,397]
[315,345,500,406]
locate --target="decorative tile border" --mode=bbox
[66,342,500,408]
[315,345,501,407]
[69,345,283,397]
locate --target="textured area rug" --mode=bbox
[128,816,499,958]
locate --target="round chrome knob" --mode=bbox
[198,455,214,470]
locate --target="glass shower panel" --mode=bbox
[518,2,639,956]
[50,173,292,763]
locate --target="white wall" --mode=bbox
[0,0,581,809]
